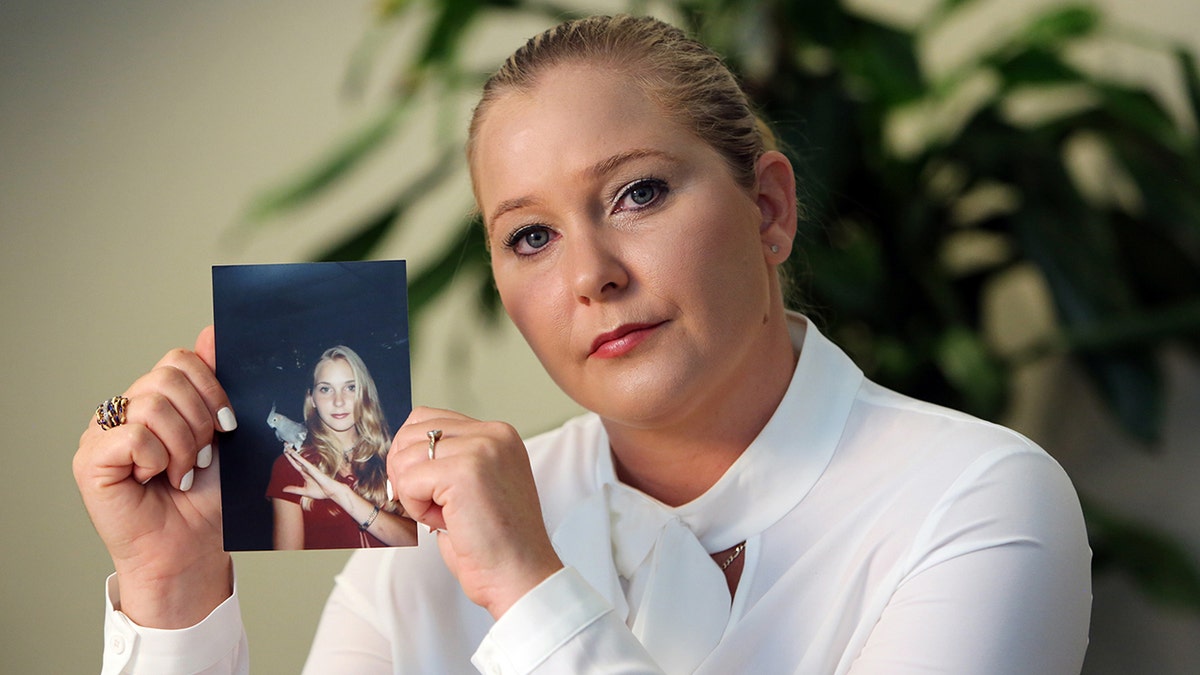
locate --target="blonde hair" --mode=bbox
[467,14,774,193]
[300,345,390,509]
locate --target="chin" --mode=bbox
[573,369,698,428]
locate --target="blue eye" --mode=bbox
[616,178,667,211]
[503,225,556,256]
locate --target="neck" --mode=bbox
[605,313,800,507]
[331,429,360,454]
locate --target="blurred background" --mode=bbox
[2,0,1197,672]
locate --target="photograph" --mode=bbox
[212,260,416,551]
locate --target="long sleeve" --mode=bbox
[472,567,664,675]
[101,574,248,674]
[301,543,672,674]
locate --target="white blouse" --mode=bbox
[101,315,1091,674]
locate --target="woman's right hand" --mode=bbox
[72,326,236,628]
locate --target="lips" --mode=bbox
[589,321,666,359]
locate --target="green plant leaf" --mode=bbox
[243,101,411,223]
[408,213,489,322]
[415,0,484,68]
[314,201,402,263]
[990,46,1085,89]
[926,0,982,28]
[838,17,925,107]
[310,147,459,261]
[1015,4,1100,49]
[1063,300,1200,353]
[1097,84,1190,149]
[475,270,504,324]
[934,326,1007,418]
[377,0,418,19]
[1176,47,1200,130]
[1085,350,1164,443]
[341,23,397,99]
[1086,497,1200,610]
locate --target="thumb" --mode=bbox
[194,325,216,371]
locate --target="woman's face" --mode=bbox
[473,64,794,431]
[310,358,358,436]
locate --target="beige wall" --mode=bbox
[1,1,1195,672]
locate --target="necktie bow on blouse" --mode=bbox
[551,483,732,674]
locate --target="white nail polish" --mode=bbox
[179,469,195,492]
[140,474,154,486]
[386,479,394,502]
[196,444,213,469]
[217,407,238,432]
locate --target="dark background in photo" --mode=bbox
[213,260,411,551]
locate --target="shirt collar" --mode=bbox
[594,312,864,552]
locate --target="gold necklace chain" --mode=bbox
[719,542,747,571]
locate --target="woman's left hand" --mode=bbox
[281,447,348,503]
[387,406,564,619]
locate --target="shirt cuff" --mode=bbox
[471,566,612,675]
[102,572,244,674]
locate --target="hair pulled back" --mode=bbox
[467,14,772,192]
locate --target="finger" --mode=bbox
[283,450,308,475]
[76,423,171,493]
[123,391,203,491]
[387,426,439,497]
[389,433,482,532]
[80,374,204,491]
[194,325,216,371]
[284,447,324,475]
[398,406,473,432]
[388,410,472,471]
[387,438,439,528]
[155,344,237,434]
[120,368,216,488]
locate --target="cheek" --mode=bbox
[497,275,554,351]
[665,206,757,284]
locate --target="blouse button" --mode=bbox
[109,634,126,654]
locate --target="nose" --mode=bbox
[564,228,628,305]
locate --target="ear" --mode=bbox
[754,151,798,265]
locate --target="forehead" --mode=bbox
[472,64,697,221]
[315,357,354,380]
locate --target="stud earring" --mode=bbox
[769,244,780,254]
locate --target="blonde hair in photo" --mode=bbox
[300,345,390,509]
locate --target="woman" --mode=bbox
[267,345,416,550]
[73,14,1091,674]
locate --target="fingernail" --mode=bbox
[386,479,394,502]
[196,444,213,469]
[217,407,238,432]
[179,469,195,492]
[140,474,154,485]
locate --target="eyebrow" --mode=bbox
[487,148,678,225]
